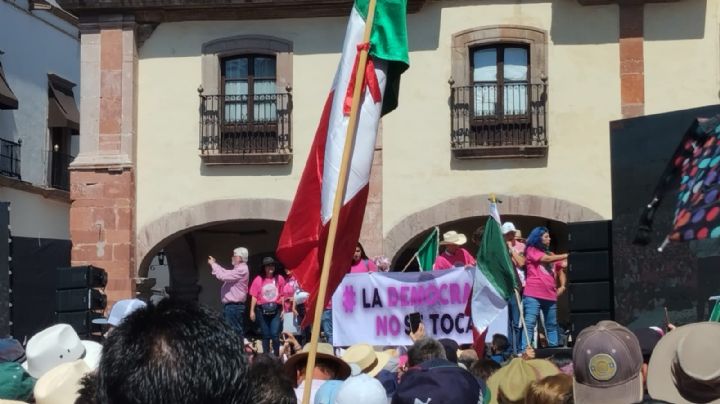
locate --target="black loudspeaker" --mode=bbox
[56,311,103,335]
[56,266,107,289]
[56,288,106,312]
[566,221,613,338]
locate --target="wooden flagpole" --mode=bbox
[301,1,378,403]
[489,194,533,350]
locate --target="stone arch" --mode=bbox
[384,194,604,260]
[136,198,291,277]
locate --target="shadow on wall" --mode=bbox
[199,160,293,177]
[450,155,549,171]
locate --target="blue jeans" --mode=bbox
[508,296,522,354]
[255,307,281,355]
[223,303,245,340]
[321,309,333,345]
[521,296,558,350]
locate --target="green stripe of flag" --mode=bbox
[417,227,439,271]
[476,205,518,300]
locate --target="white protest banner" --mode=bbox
[331,268,508,346]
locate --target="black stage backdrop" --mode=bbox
[611,105,720,328]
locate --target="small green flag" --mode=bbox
[476,203,519,300]
[710,300,720,322]
[417,227,439,271]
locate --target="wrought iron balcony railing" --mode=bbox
[199,90,292,165]
[450,82,548,159]
[0,138,21,179]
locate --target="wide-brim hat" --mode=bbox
[647,322,720,404]
[440,231,467,246]
[284,343,350,386]
[21,324,98,379]
[486,358,559,403]
[33,360,90,404]
[92,298,147,326]
[341,344,391,377]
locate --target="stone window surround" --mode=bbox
[451,25,548,87]
[200,34,293,96]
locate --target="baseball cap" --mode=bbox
[572,320,643,404]
[501,222,517,235]
[647,322,720,404]
[92,299,147,326]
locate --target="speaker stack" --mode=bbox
[55,266,107,337]
[566,220,614,339]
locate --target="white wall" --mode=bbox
[0,0,79,186]
[0,187,70,239]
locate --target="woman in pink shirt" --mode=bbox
[249,256,286,355]
[521,227,568,351]
[349,243,378,273]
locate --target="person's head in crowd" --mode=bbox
[458,348,479,369]
[0,338,25,363]
[341,344,390,377]
[525,373,573,404]
[33,360,91,404]
[486,358,559,404]
[502,222,518,242]
[440,230,467,254]
[393,352,480,404]
[92,299,147,335]
[95,299,251,404]
[526,227,551,251]
[247,354,296,404]
[335,364,387,404]
[491,333,509,354]
[547,352,573,376]
[76,373,98,404]
[233,246,249,265]
[0,362,34,401]
[407,337,446,367]
[284,342,351,387]
[572,320,643,403]
[22,323,101,379]
[353,243,369,264]
[647,321,720,404]
[632,327,664,386]
[374,256,391,272]
[438,338,459,363]
[469,358,501,382]
[262,256,278,278]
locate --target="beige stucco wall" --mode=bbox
[644,0,720,115]
[0,188,70,239]
[136,0,716,258]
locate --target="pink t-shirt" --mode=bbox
[282,277,298,312]
[350,259,378,273]
[509,240,527,287]
[250,275,286,305]
[523,246,560,301]
[433,248,476,270]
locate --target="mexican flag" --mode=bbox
[277,0,409,327]
[470,202,519,332]
[416,226,439,271]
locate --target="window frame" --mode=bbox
[220,54,278,123]
[469,43,531,120]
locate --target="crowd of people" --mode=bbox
[1,297,718,403]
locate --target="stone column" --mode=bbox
[69,15,137,305]
[619,4,645,118]
[359,127,383,258]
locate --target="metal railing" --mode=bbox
[199,90,292,155]
[0,138,21,179]
[49,151,74,191]
[450,82,548,152]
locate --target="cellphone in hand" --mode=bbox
[409,312,423,334]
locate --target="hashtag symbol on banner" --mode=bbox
[342,285,356,313]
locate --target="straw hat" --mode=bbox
[341,344,391,377]
[486,358,559,404]
[283,343,350,385]
[647,322,720,404]
[22,324,100,379]
[33,360,90,404]
[440,231,467,246]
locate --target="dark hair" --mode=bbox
[525,227,550,253]
[247,354,297,404]
[491,334,509,353]
[96,299,250,404]
[407,337,446,367]
[295,357,340,380]
[438,338,459,363]
[469,359,501,382]
[547,352,573,371]
[76,373,98,404]
[355,242,369,260]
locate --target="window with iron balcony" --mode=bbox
[450,26,548,159]
[199,35,293,165]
